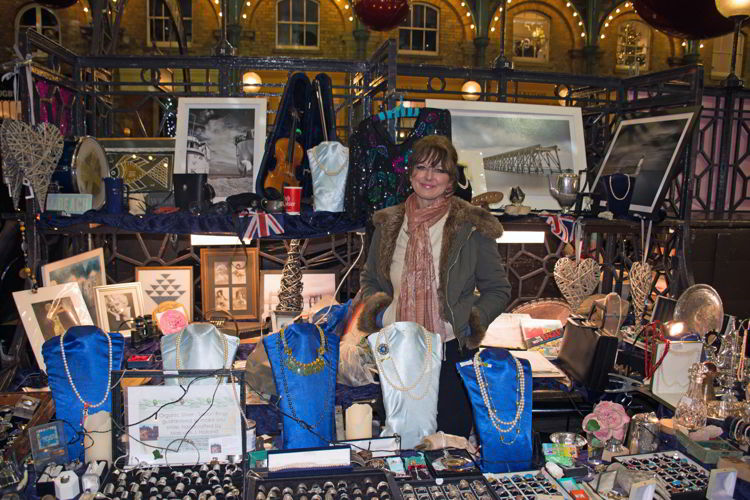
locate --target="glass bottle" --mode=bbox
[674,363,707,430]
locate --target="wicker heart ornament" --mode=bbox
[554,257,601,312]
[0,119,63,211]
[629,261,653,328]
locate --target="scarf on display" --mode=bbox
[396,193,451,341]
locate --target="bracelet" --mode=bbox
[731,418,742,441]
[743,423,750,442]
[736,420,746,442]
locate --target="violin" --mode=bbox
[265,108,302,199]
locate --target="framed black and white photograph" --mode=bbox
[424,99,587,210]
[174,97,267,197]
[260,270,337,320]
[589,110,699,214]
[200,248,259,320]
[94,283,145,335]
[41,248,106,320]
[13,283,93,372]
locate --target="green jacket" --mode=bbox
[358,197,512,350]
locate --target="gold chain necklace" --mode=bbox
[280,324,326,376]
[374,327,434,400]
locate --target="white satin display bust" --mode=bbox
[367,322,442,448]
[161,323,239,385]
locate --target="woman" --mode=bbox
[358,135,512,438]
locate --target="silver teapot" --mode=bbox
[548,171,580,213]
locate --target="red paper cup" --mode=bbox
[283,186,302,215]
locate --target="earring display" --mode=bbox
[485,470,567,499]
[98,463,244,500]
[399,476,495,500]
[614,451,709,497]
[248,471,400,500]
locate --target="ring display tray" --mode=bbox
[614,451,709,500]
[485,470,570,499]
[399,475,498,500]
[247,469,403,500]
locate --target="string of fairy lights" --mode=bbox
[489,0,585,39]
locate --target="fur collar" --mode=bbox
[372,197,504,314]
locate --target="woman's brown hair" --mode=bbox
[407,135,459,186]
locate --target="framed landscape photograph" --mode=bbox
[424,99,587,210]
[589,110,699,214]
[135,266,194,321]
[174,97,267,197]
[260,270,337,320]
[41,248,106,320]
[12,283,93,372]
[200,248,259,321]
[94,283,145,335]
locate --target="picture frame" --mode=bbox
[12,283,93,372]
[135,266,194,321]
[174,97,267,197]
[98,137,176,193]
[94,282,145,335]
[200,248,259,321]
[260,270,337,320]
[424,99,587,210]
[41,248,106,320]
[589,110,699,214]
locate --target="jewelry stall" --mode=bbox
[0,24,748,500]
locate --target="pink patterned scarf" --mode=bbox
[396,193,451,340]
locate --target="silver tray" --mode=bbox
[674,284,723,335]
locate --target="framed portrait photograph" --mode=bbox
[98,137,175,193]
[135,266,194,321]
[200,248,259,320]
[589,110,699,214]
[424,99,587,210]
[174,97,267,197]
[94,283,145,335]
[41,248,106,320]
[12,283,93,372]
[260,270,337,320]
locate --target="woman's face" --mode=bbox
[410,159,451,208]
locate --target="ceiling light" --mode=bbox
[242,71,262,93]
[461,80,481,101]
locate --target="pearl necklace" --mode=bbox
[374,327,434,400]
[609,175,631,201]
[473,351,525,443]
[60,330,113,424]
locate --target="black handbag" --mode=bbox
[557,318,618,392]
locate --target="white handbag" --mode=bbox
[307,141,348,212]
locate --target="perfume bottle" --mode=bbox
[674,363,707,430]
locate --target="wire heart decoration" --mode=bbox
[554,257,601,312]
[629,261,653,328]
[0,120,25,209]
[0,119,63,212]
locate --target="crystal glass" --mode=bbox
[586,432,605,465]
[674,364,708,430]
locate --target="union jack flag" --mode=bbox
[544,214,576,243]
[242,212,284,241]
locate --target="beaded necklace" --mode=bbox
[609,175,631,201]
[374,327,434,400]
[60,330,113,424]
[472,351,525,444]
[277,330,333,431]
[280,324,326,375]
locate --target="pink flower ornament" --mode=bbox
[582,401,630,442]
[160,309,188,335]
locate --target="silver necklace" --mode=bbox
[609,174,631,201]
[473,351,525,443]
[60,330,113,424]
[374,328,434,400]
[456,169,469,189]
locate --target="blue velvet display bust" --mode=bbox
[264,321,340,449]
[457,348,532,472]
[42,326,125,461]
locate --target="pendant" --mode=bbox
[377,343,389,356]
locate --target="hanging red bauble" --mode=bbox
[353,0,410,32]
[632,0,734,40]
[35,0,79,7]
